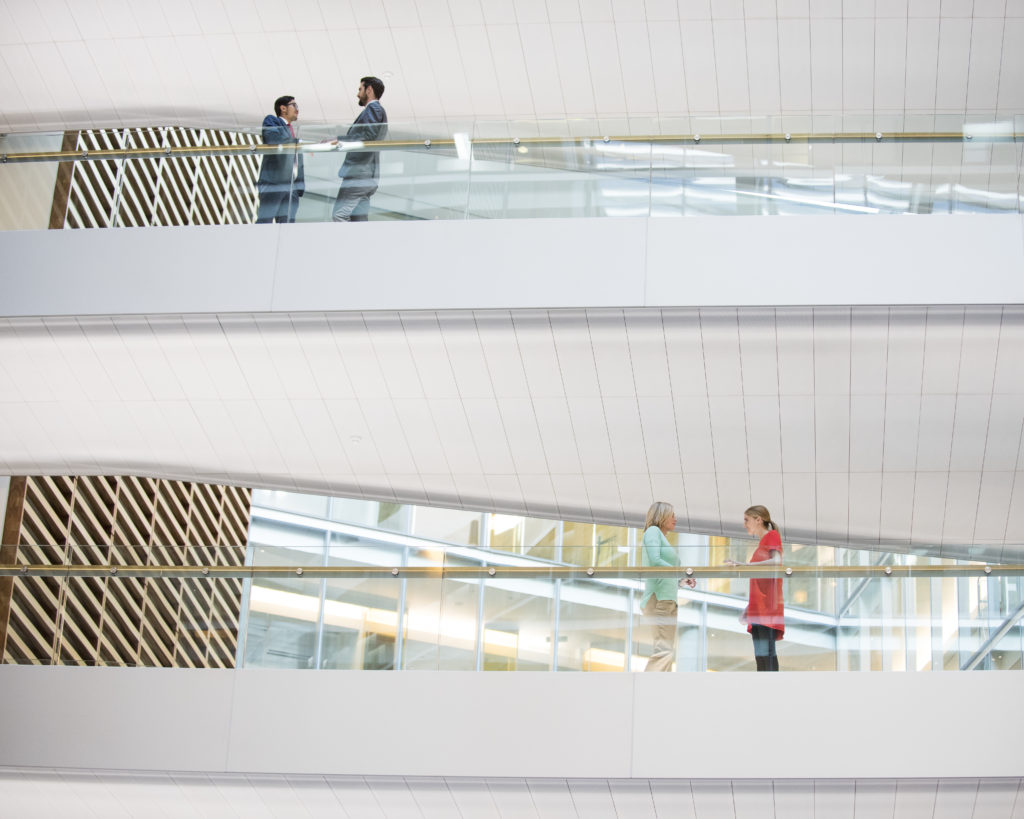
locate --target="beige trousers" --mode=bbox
[643,597,678,672]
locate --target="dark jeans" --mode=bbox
[751,624,779,672]
[256,188,300,223]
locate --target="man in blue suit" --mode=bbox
[256,95,304,223]
[332,77,388,222]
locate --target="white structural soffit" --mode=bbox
[2,769,1021,819]
[0,1,1023,133]
[2,304,1023,560]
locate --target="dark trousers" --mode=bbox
[751,624,779,672]
[256,189,300,223]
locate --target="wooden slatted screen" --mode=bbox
[55,128,260,229]
[0,476,251,667]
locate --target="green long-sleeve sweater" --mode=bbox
[640,525,678,608]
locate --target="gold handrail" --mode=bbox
[0,131,1018,164]
[1,563,1020,580]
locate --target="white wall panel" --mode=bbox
[680,20,719,112]
[935,18,972,110]
[958,306,1002,394]
[675,398,718,473]
[548,21,595,115]
[983,395,1024,471]
[878,471,915,543]
[942,470,982,542]
[637,397,682,473]
[567,398,616,473]
[996,21,1024,111]
[589,311,637,396]
[708,396,749,471]
[602,395,648,473]
[713,18,751,113]
[967,19,1005,111]
[647,19,688,114]
[921,307,964,395]
[847,471,883,542]
[782,470,817,536]
[949,394,992,470]
[625,310,671,398]
[905,18,941,110]
[549,314,601,397]
[498,397,549,473]
[813,308,851,396]
[915,394,957,471]
[780,395,816,471]
[744,394,783,469]
[874,18,908,112]
[814,395,850,471]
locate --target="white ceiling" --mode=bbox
[0,0,1022,135]
[1,768,1021,818]
[1,305,1022,559]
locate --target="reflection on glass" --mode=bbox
[481,576,554,671]
[399,578,443,671]
[561,521,595,566]
[558,579,632,672]
[414,507,480,546]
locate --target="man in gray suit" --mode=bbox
[332,77,388,222]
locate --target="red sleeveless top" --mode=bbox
[746,529,784,638]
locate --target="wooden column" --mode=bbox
[0,476,27,657]
[47,131,79,230]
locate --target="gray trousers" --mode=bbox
[332,182,377,222]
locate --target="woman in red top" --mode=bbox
[726,505,783,671]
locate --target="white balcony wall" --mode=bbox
[1,666,1022,779]
[2,215,1023,318]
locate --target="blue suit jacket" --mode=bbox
[257,115,305,194]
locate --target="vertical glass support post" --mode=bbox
[624,526,636,671]
[881,577,893,671]
[235,540,256,669]
[930,576,944,671]
[395,545,408,670]
[463,135,473,220]
[699,599,708,672]
[475,512,489,671]
[834,573,843,671]
[313,503,332,669]
[904,575,915,672]
[551,579,561,671]
[552,520,563,671]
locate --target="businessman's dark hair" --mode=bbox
[273,95,295,116]
[361,76,385,99]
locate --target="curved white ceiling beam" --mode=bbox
[1,303,1022,561]
[0,1,1022,134]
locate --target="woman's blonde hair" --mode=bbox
[744,505,776,531]
[645,501,675,531]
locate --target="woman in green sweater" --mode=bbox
[640,501,695,672]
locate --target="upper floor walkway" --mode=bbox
[1,116,1022,230]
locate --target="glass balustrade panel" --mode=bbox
[4,116,1022,230]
